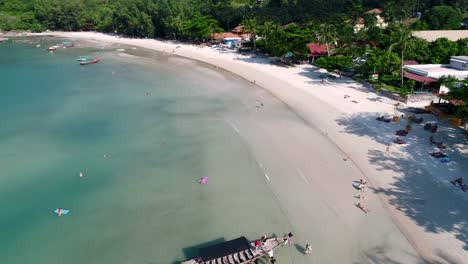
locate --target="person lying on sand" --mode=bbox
[451,178,463,187]
[355,194,365,200]
[356,203,370,213]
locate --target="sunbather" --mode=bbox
[356,203,370,213]
[451,178,463,187]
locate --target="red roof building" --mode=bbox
[365,8,383,14]
[404,72,437,84]
[306,43,329,56]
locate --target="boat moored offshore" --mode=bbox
[79,58,101,65]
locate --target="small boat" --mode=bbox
[47,45,59,51]
[80,58,100,65]
[0,37,8,42]
[77,56,93,61]
[116,48,126,52]
[181,236,283,264]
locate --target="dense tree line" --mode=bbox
[1,0,467,37]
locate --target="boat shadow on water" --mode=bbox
[171,238,226,264]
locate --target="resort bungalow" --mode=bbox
[306,43,331,62]
[211,32,242,48]
[404,56,468,93]
[349,8,388,33]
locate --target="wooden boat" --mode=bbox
[79,58,100,65]
[181,236,283,264]
[47,45,59,51]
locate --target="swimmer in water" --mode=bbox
[57,208,64,217]
[79,172,84,178]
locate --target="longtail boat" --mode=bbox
[80,58,100,65]
[181,236,283,264]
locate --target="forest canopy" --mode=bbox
[1,0,466,38]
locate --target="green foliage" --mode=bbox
[411,19,428,30]
[429,38,460,64]
[443,77,468,119]
[183,15,222,42]
[314,55,353,72]
[456,38,468,56]
[405,37,430,62]
[363,50,401,77]
[423,5,463,30]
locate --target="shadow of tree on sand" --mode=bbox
[336,112,468,253]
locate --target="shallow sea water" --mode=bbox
[0,38,291,264]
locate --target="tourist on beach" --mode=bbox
[355,194,365,200]
[385,144,391,154]
[358,184,365,192]
[451,177,463,187]
[255,240,261,251]
[356,203,370,213]
[305,243,312,254]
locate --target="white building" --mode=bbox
[351,8,388,33]
[404,56,468,93]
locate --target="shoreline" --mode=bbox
[10,31,468,263]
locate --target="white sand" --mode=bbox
[21,32,468,263]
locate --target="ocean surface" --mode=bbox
[0,38,292,264]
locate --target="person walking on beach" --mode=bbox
[358,179,367,192]
[385,144,391,154]
[305,243,312,254]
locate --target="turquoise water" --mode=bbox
[0,39,290,264]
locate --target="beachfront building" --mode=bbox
[350,8,388,33]
[211,32,242,48]
[306,43,330,62]
[404,56,468,93]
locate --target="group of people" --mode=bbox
[355,179,370,213]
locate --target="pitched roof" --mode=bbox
[231,26,243,33]
[306,43,329,56]
[404,72,437,84]
[212,32,241,39]
[365,8,382,14]
[403,60,419,65]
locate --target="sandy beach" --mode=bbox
[15,32,468,263]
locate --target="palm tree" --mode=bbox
[388,26,412,88]
[316,24,337,56]
[260,21,277,46]
[242,18,258,50]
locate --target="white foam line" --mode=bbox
[264,173,270,182]
[296,168,309,184]
[225,119,240,134]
